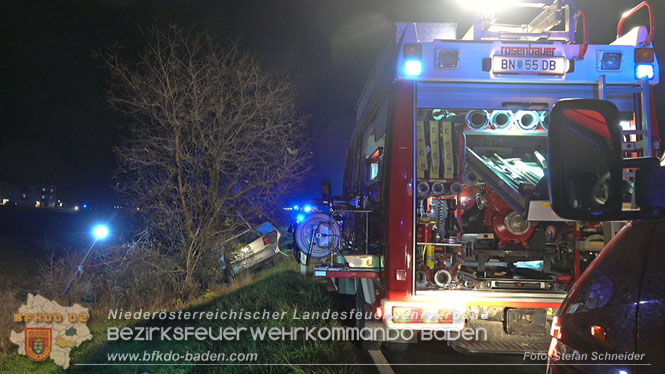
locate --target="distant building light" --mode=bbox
[74,206,79,211]
[35,201,41,208]
[2,199,9,205]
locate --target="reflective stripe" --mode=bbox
[416,120,428,178]
[429,121,440,179]
[441,120,454,180]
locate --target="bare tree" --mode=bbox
[100,24,309,288]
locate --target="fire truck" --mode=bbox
[291,0,660,353]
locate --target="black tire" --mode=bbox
[355,284,381,350]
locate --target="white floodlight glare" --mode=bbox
[92,224,110,240]
[63,223,111,296]
[404,60,422,76]
[457,0,545,12]
[635,64,654,80]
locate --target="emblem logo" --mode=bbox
[25,328,52,362]
[500,45,556,57]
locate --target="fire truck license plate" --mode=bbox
[492,56,566,75]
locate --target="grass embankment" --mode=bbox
[1,260,364,374]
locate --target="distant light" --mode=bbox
[92,224,110,240]
[618,371,628,374]
[82,204,88,209]
[296,214,305,223]
[404,59,422,76]
[292,204,299,210]
[74,206,79,211]
[303,205,312,213]
[636,64,654,79]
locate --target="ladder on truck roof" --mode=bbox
[464,0,579,43]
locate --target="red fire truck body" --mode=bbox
[292,1,660,353]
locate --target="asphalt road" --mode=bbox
[377,340,548,374]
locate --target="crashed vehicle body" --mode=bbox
[219,222,281,281]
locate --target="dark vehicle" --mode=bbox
[545,98,665,373]
[219,222,281,282]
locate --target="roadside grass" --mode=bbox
[1,260,363,373]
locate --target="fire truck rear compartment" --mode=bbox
[413,107,571,293]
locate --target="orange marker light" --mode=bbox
[375,306,384,320]
[635,48,655,63]
[590,325,608,341]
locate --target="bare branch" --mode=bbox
[100,24,310,288]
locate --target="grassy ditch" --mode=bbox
[1,261,364,374]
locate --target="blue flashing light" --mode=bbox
[92,224,109,240]
[292,204,299,210]
[404,59,422,76]
[82,204,88,209]
[296,214,305,223]
[303,205,312,213]
[636,64,654,79]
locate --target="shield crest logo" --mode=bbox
[25,328,52,361]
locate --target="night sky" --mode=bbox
[1,0,663,206]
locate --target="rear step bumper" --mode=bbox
[449,337,550,354]
[449,320,551,354]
